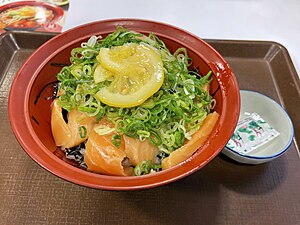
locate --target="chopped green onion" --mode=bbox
[78,126,87,138]
[134,160,161,176]
[112,134,122,149]
[94,124,115,135]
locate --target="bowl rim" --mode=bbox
[8,18,240,190]
[224,89,294,160]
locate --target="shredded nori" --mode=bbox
[64,142,87,169]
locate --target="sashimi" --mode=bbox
[51,99,96,149]
[84,118,133,176]
[123,136,159,166]
[162,112,219,170]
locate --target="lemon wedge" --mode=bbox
[94,43,164,108]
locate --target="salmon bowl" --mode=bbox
[8,19,240,190]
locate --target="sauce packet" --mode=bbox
[226,113,280,154]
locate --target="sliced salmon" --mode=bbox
[162,111,219,170]
[123,136,159,166]
[84,118,133,176]
[51,99,96,149]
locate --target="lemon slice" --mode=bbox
[94,43,164,108]
[93,63,114,84]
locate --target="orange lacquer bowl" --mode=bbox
[8,19,240,190]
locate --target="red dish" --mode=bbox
[0,1,64,31]
[8,19,240,190]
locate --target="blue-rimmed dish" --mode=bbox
[222,90,294,164]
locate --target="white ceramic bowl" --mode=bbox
[222,90,294,164]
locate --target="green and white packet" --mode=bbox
[226,113,280,154]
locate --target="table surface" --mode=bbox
[63,0,300,78]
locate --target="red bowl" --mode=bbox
[8,19,240,190]
[0,1,64,31]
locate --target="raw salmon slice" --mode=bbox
[84,118,133,176]
[51,99,96,149]
[162,112,219,170]
[123,136,159,166]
